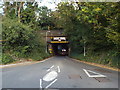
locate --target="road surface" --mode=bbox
[2,56,119,89]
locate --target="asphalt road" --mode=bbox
[2,56,119,89]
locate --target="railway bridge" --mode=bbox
[39,30,70,56]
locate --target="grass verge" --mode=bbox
[70,52,120,69]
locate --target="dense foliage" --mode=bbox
[2,53,15,64]
[1,2,120,68]
[2,2,58,30]
[55,2,120,68]
[2,17,49,64]
[1,2,51,64]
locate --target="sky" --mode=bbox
[1,0,118,14]
[0,0,62,14]
[0,1,4,14]
[36,0,62,10]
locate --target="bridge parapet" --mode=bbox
[38,30,67,42]
[47,36,69,44]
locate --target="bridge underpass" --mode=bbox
[38,30,69,56]
[48,43,69,56]
[47,36,69,56]
[2,31,118,89]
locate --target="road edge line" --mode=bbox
[69,57,120,72]
[1,56,53,68]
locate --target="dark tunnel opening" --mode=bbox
[52,43,69,56]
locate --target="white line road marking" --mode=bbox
[83,69,106,77]
[45,79,57,88]
[40,59,49,63]
[46,69,51,72]
[40,57,53,63]
[40,65,59,88]
[50,65,54,69]
[0,62,32,68]
[40,79,42,88]
[40,60,45,63]
[83,69,91,77]
[57,66,60,73]
[47,65,54,72]
[43,71,58,82]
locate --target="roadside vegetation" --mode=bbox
[55,2,120,68]
[2,17,50,64]
[1,2,52,64]
[1,2,120,68]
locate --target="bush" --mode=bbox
[2,54,15,64]
[70,50,120,69]
[2,17,51,64]
[111,52,120,68]
[28,52,50,61]
[2,17,34,53]
[2,17,42,56]
[27,46,50,61]
[0,54,2,64]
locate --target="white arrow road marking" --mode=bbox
[83,69,106,77]
[43,71,58,82]
[40,79,42,88]
[45,79,57,88]
[40,65,60,88]
[47,65,54,72]
[57,66,60,73]
[46,69,51,72]
[50,65,54,69]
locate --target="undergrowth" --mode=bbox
[70,50,120,69]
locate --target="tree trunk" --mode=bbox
[15,2,17,16]
[18,2,23,22]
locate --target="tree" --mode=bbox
[56,2,120,53]
[37,6,53,30]
[3,2,25,21]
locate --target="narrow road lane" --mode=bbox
[2,56,119,88]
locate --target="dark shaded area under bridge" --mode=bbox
[37,30,69,56]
